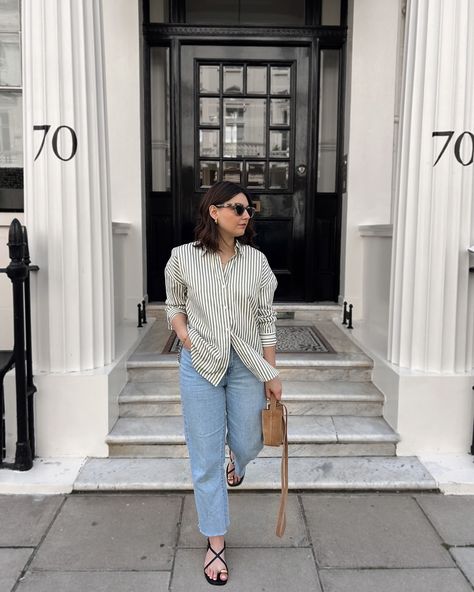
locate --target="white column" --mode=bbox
[388,0,474,372]
[23,0,114,372]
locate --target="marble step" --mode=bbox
[106,415,399,458]
[127,352,373,383]
[74,456,438,492]
[119,380,385,417]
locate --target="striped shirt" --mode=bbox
[165,241,279,386]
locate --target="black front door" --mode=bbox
[145,29,346,303]
[179,44,310,301]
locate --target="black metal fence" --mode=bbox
[0,219,38,471]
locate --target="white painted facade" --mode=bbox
[1,0,473,461]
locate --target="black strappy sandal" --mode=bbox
[204,539,228,586]
[226,453,245,487]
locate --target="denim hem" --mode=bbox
[198,527,229,537]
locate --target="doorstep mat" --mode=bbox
[162,325,335,354]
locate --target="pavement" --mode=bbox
[2,490,474,592]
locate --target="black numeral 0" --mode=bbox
[34,125,78,161]
[454,132,474,166]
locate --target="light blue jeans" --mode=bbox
[179,346,266,536]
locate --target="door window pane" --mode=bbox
[0,90,22,166]
[223,161,242,183]
[150,47,170,191]
[270,99,290,126]
[200,161,220,187]
[0,0,19,32]
[224,66,243,93]
[195,59,294,192]
[271,67,291,96]
[149,0,169,22]
[270,130,290,158]
[186,0,304,25]
[269,162,289,189]
[200,98,220,125]
[247,162,266,188]
[0,33,21,86]
[321,0,341,25]
[247,67,267,94]
[223,98,266,158]
[318,50,339,192]
[187,0,239,24]
[200,129,220,157]
[200,65,220,94]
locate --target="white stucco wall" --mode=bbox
[342,0,401,316]
[102,0,146,320]
[359,225,392,356]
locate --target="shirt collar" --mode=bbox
[199,241,244,257]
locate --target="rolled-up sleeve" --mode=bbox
[164,249,187,330]
[258,255,278,347]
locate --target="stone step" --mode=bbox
[74,456,438,492]
[126,352,373,383]
[119,380,385,417]
[106,415,398,458]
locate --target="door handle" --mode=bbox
[296,164,307,177]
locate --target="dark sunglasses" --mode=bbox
[215,203,256,218]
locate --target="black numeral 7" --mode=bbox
[33,125,52,161]
[432,131,454,166]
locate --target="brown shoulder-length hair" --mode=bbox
[194,181,257,252]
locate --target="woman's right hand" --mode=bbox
[181,334,192,351]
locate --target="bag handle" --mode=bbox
[275,400,288,537]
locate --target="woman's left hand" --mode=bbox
[265,377,282,401]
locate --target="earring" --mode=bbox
[214,218,218,225]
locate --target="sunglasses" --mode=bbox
[215,203,257,218]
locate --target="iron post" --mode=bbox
[6,219,32,470]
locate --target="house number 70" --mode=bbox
[33,125,78,162]
[432,131,474,166]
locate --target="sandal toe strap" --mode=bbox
[204,541,228,573]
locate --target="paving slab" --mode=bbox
[451,548,474,587]
[15,571,170,592]
[171,547,320,592]
[301,494,454,568]
[319,568,472,592]
[178,493,308,547]
[30,494,182,571]
[0,495,64,546]
[415,494,474,545]
[0,549,33,592]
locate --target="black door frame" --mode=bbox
[143,21,346,302]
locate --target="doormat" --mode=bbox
[162,325,335,354]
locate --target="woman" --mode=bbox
[165,181,282,585]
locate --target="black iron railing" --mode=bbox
[0,219,38,471]
[137,300,148,328]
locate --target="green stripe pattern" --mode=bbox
[165,241,279,386]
